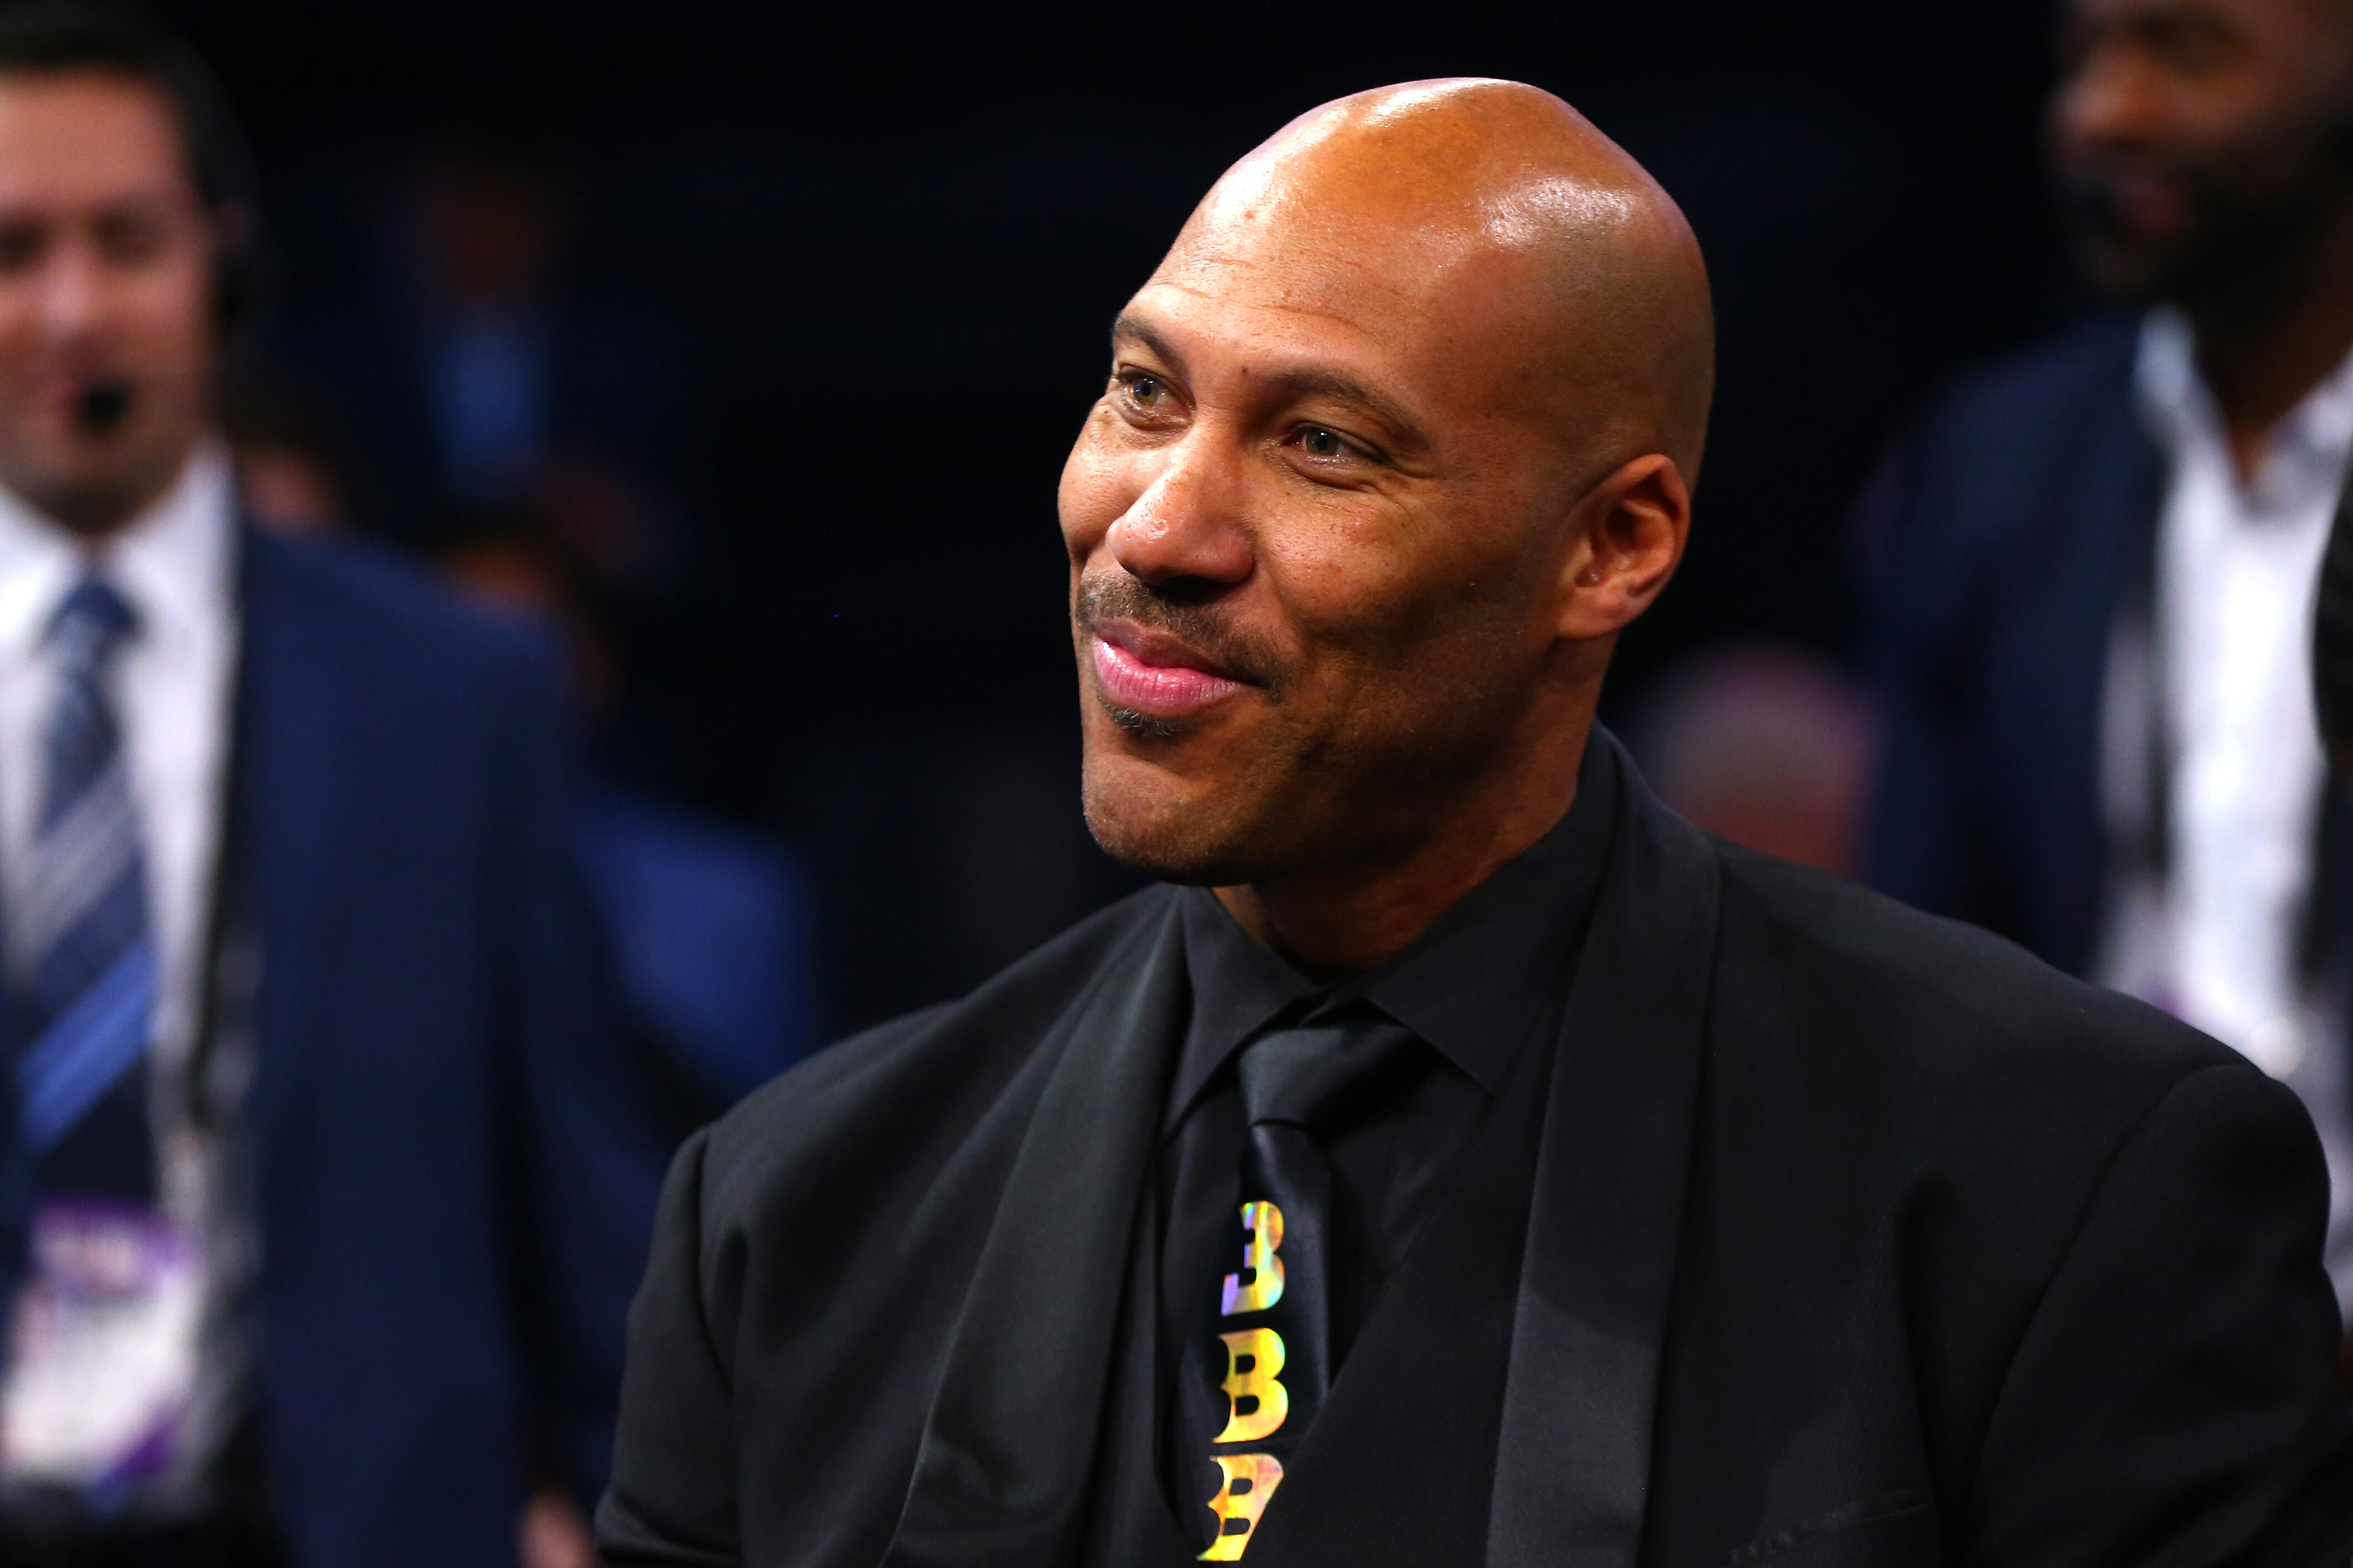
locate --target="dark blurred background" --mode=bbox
[158,0,2069,1038]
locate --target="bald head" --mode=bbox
[1166,79,1713,481]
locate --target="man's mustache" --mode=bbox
[2053,149,2233,247]
[2057,172,2181,238]
[1074,571,1285,694]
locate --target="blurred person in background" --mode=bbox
[295,130,686,581]
[216,371,354,538]
[1864,0,2353,1334]
[0,7,664,1566]
[1628,643,1874,876]
[438,513,822,1132]
[218,342,817,1135]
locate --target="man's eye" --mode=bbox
[0,226,43,273]
[1121,373,1168,407]
[2139,14,2235,71]
[1298,426,1349,458]
[93,216,167,264]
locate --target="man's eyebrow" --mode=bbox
[1265,367,1427,448]
[1108,317,1428,449]
[1109,312,1182,369]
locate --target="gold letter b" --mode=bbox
[1213,1327,1288,1444]
[1199,1453,1284,1560]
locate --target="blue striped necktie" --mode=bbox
[14,574,155,1202]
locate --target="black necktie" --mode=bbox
[1179,1008,1422,1560]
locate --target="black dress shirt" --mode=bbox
[1153,750,1620,1524]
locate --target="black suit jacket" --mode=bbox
[599,737,2353,1568]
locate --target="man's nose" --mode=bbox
[2053,49,2164,159]
[35,245,110,342]
[1104,433,1254,589]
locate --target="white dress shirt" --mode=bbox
[2109,307,2353,1308]
[0,448,245,1508]
[0,446,238,1121]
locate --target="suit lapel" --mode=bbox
[885,896,1189,1568]
[1486,738,1719,1568]
[2004,332,2161,974]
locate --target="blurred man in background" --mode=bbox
[438,516,822,1132]
[217,371,354,538]
[0,7,663,1565]
[1865,0,2353,1330]
[216,377,818,1140]
[295,133,686,576]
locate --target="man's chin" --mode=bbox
[1,445,175,536]
[2064,231,2179,305]
[1079,749,1267,888]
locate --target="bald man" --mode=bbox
[600,83,2353,1568]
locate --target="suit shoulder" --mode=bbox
[1711,842,2233,1091]
[696,885,1179,1210]
[1922,312,2141,440]
[243,528,559,688]
[1865,314,2149,589]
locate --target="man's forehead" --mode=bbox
[1149,188,1548,349]
[1153,125,1653,360]
[2069,0,2344,37]
[1150,234,1439,332]
[0,73,190,205]
[1114,280,1416,413]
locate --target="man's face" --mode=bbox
[0,72,217,532]
[1058,179,1614,886]
[2052,0,2353,300]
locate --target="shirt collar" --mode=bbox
[1167,732,1621,1124]
[2133,304,2208,455]
[2134,305,2353,515]
[0,442,237,663]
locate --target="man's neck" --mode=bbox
[19,444,197,543]
[1214,713,1594,975]
[2184,199,2353,477]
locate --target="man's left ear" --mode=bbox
[1554,452,1690,640]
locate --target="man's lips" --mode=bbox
[1087,620,1253,720]
[2092,173,2190,242]
[37,373,127,427]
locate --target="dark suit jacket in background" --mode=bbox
[599,737,2353,1568]
[0,529,670,1568]
[1859,312,2159,973]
